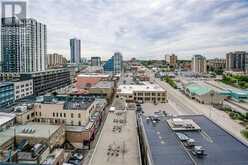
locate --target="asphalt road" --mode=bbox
[146,69,248,145]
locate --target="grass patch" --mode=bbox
[222,107,248,128]
[221,74,248,89]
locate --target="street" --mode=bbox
[147,69,248,145]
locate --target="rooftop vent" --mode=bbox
[22,128,36,134]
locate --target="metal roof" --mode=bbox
[139,114,248,165]
[186,84,212,95]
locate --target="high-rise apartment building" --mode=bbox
[1,17,47,72]
[47,53,67,68]
[192,55,207,73]
[103,52,123,74]
[91,57,101,66]
[207,58,226,71]
[70,38,81,64]
[226,51,248,73]
[112,52,123,74]
[165,54,177,66]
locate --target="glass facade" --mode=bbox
[1,17,47,72]
[70,38,81,64]
[103,58,113,72]
[103,52,123,74]
[0,82,14,107]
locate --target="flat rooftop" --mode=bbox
[91,81,114,88]
[139,115,192,165]
[117,81,165,94]
[0,112,15,126]
[0,128,14,148]
[89,110,140,165]
[15,123,62,139]
[77,74,110,78]
[139,114,248,165]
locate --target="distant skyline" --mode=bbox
[12,0,248,60]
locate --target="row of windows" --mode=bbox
[36,119,82,126]
[52,112,81,118]
[26,112,41,120]
[134,92,166,96]
[16,83,32,89]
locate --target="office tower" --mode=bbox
[112,52,123,74]
[103,52,123,74]
[47,53,67,68]
[91,57,101,66]
[165,54,177,66]
[70,38,81,64]
[226,51,248,73]
[1,17,47,72]
[192,55,207,73]
[103,58,113,72]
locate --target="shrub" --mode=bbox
[229,112,237,119]
[241,130,248,140]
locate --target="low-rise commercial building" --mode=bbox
[221,90,248,102]
[0,112,15,130]
[14,98,107,147]
[0,124,65,163]
[185,83,226,104]
[15,123,65,148]
[116,81,167,103]
[89,81,115,102]
[14,79,33,100]
[0,128,15,152]
[76,73,111,89]
[25,69,71,96]
[137,114,248,165]
[0,68,71,96]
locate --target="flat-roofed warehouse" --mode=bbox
[89,110,141,165]
[15,123,65,148]
[137,114,248,165]
[116,81,167,104]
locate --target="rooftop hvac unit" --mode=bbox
[186,138,195,147]
[192,146,206,157]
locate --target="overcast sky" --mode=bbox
[24,0,248,60]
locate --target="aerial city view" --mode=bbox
[0,0,248,165]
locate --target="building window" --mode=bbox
[78,121,81,126]
[78,113,81,118]
[53,112,55,117]
[60,113,62,117]
[64,113,66,117]
[145,93,150,96]
[56,113,58,117]
[39,112,41,116]
[71,113,74,118]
